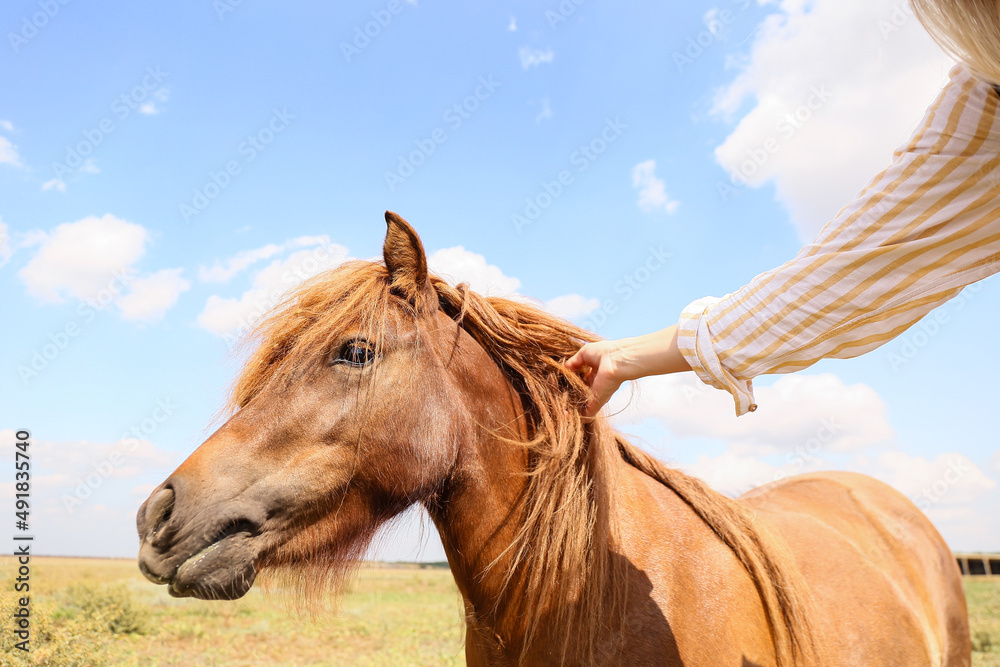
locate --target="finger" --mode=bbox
[564,352,583,370]
[565,346,593,371]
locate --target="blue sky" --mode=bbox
[1,0,997,561]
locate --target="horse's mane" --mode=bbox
[229,259,815,666]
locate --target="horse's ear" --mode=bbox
[383,211,438,312]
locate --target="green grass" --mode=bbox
[967,579,1000,667]
[0,557,997,665]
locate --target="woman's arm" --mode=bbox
[570,64,1000,417]
[565,325,690,417]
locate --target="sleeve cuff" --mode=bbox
[676,296,758,417]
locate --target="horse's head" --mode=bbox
[136,212,510,600]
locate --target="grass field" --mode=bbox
[0,557,997,666]
[0,557,466,666]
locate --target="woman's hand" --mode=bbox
[565,340,631,418]
[565,324,691,417]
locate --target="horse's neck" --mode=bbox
[423,323,619,656]
[425,419,639,664]
[425,414,531,629]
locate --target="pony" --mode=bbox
[138,212,971,666]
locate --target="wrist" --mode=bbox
[611,325,689,382]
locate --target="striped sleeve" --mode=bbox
[677,64,1000,416]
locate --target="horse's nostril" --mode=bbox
[145,487,175,537]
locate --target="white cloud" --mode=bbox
[712,0,954,240]
[0,429,179,498]
[198,236,331,283]
[991,450,1000,474]
[610,372,894,454]
[0,220,9,267]
[42,158,100,191]
[19,214,149,303]
[544,293,600,319]
[197,242,351,339]
[681,444,999,550]
[508,16,517,32]
[428,246,600,322]
[703,8,723,35]
[0,224,45,268]
[877,451,996,502]
[0,135,22,168]
[519,46,554,69]
[117,268,192,323]
[685,449,783,497]
[535,98,553,124]
[139,88,170,115]
[631,160,680,214]
[606,368,997,550]
[200,243,285,282]
[17,214,188,323]
[0,120,13,132]
[41,178,66,193]
[78,158,100,174]
[428,246,522,297]
[200,240,600,341]
[199,295,254,339]
[0,429,181,558]
[864,450,998,550]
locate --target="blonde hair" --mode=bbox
[912,0,1000,84]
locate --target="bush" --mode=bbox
[0,591,112,666]
[57,583,150,636]
[973,630,996,653]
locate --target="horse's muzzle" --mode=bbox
[136,476,265,600]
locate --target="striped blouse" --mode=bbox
[677,64,1000,416]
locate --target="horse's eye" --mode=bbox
[337,340,376,367]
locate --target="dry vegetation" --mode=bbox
[0,557,465,666]
[0,557,997,666]
[968,578,1000,667]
